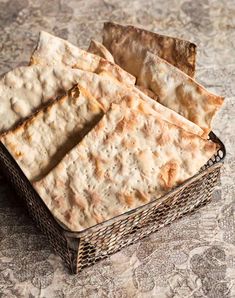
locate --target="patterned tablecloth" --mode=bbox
[0,0,235,297]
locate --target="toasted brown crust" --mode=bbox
[103,22,197,77]
[137,52,224,136]
[87,39,114,63]
[1,93,69,139]
[159,160,179,190]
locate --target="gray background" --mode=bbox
[0,0,234,297]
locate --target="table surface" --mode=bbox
[0,0,234,297]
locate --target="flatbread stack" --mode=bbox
[34,99,217,231]
[136,52,224,137]
[102,22,197,77]
[30,31,135,86]
[1,85,104,181]
[0,22,224,232]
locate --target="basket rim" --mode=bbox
[0,131,226,238]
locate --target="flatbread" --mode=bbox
[34,98,217,232]
[0,65,85,133]
[72,71,203,136]
[0,64,202,136]
[102,22,197,78]
[1,85,103,181]
[30,31,135,86]
[1,85,103,182]
[87,39,114,63]
[135,85,158,101]
[137,52,224,137]
[86,42,159,102]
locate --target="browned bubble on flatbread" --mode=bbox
[1,85,104,182]
[137,51,224,137]
[34,99,217,232]
[102,22,197,77]
[30,31,135,86]
[87,39,114,63]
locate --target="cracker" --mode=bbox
[34,98,217,231]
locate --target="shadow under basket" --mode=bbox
[0,132,226,273]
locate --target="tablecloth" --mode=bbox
[0,0,234,297]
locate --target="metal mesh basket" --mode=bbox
[0,132,225,273]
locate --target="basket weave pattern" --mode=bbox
[0,132,225,273]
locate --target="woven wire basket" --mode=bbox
[0,132,225,273]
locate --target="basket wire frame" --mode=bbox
[0,132,225,273]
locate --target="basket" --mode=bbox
[0,132,226,273]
